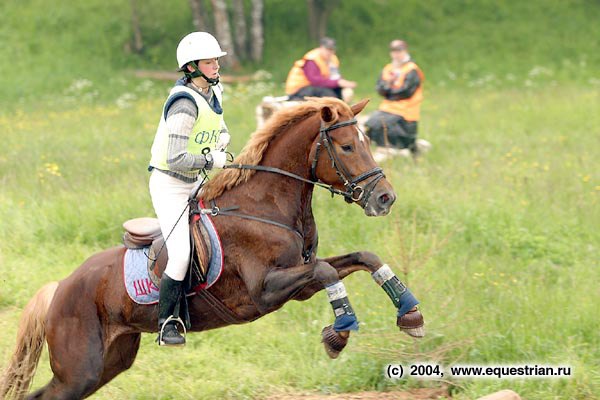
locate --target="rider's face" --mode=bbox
[197,58,220,79]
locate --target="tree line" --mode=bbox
[129,0,339,69]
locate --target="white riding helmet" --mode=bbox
[176,32,227,68]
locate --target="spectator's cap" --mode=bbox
[320,37,337,50]
[389,39,408,51]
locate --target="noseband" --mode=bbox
[310,118,385,206]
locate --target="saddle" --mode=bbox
[122,207,212,290]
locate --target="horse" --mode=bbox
[0,97,424,400]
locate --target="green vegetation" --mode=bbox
[1,0,599,399]
[2,0,600,103]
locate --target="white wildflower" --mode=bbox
[116,92,136,109]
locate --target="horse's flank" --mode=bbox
[202,97,352,201]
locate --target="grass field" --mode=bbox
[1,0,599,398]
[1,74,598,399]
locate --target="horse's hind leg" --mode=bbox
[27,338,104,399]
[95,333,141,390]
[27,297,106,399]
[322,251,425,338]
[27,332,139,400]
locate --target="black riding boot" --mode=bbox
[157,273,186,346]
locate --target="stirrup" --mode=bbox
[157,315,187,346]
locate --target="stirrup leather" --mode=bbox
[157,315,187,346]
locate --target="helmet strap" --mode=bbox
[184,61,220,86]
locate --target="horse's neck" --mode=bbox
[264,115,320,246]
[239,115,320,227]
[261,115,320,179]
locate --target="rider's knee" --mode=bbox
[164,254,190,280]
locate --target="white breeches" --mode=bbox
[149,170,196,281]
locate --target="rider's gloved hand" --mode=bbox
[205,151,227,170]
[216,132,230,151]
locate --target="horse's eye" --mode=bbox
[341,144,354,153]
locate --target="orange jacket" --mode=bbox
[285,48,340,95]
[378,61,424,121]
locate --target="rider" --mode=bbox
[285,37,357,101]
[148,32,230,346]
[365,40,425,154]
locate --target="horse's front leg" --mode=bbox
[258,260,360,359]
[322,251,425,338]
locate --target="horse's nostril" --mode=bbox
[376,192,396,208]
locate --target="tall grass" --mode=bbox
[0,77,598,398]
[1,0,599,398]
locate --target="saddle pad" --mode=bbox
[123,207,224,305]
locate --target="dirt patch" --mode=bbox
[266,387,449,400]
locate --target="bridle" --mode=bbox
[222,117,385,208]
[311,118,385,206]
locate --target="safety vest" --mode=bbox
[378,61,424,121]
[149,84,224,174]
[285,48,340,95]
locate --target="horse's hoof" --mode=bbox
[397,307,425,338]
[321,325,348,359]
[401,326,425,338]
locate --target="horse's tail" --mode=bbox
[0,281,58,400]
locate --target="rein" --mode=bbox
[223,163,348,198]
[222,118,385,206]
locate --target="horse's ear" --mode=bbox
[320,106,338,124]
[350,98,370,116]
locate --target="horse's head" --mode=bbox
[310,99,396,216]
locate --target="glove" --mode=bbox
[216,132,231,151]
[205,151,227,169]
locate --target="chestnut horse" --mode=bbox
[1,97,424,400]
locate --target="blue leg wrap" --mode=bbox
[380,277,419,318]
[396,287,419,318]
[330,297,359,332]
[333,312,359,332]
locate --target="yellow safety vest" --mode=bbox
[149,84,224,174]
[285,48,340,95]
[378,62,424,122]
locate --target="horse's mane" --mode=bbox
[202,97,352,201]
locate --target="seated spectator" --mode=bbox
[365,40,425,154]
[285,37,356,101]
